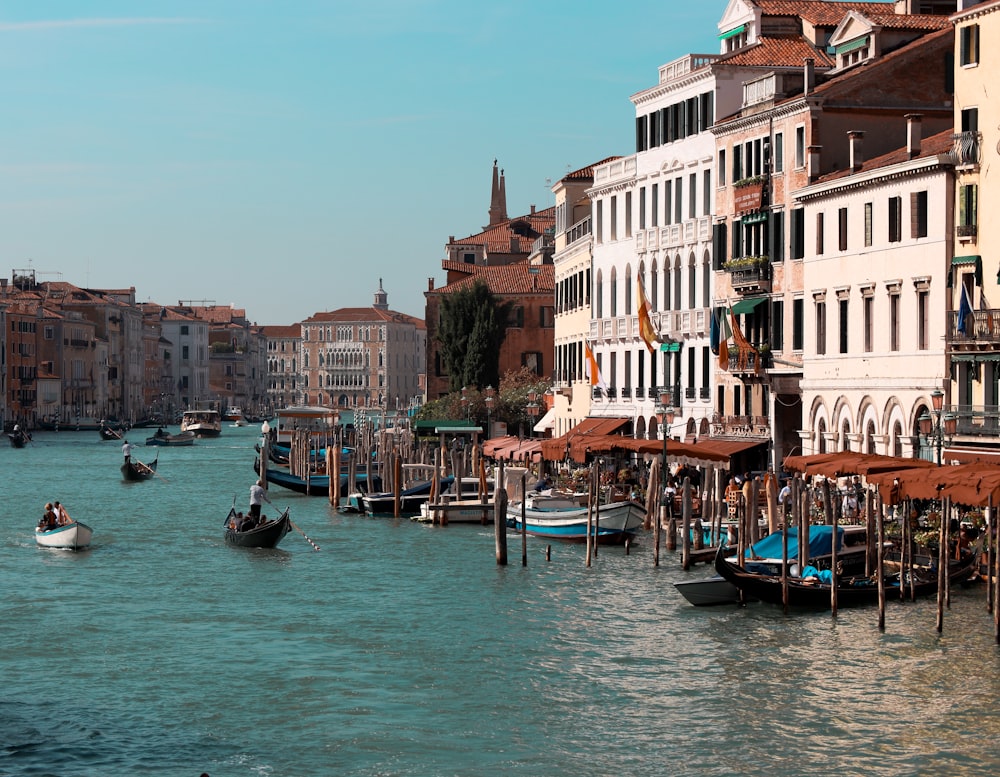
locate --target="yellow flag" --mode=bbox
[637,276,657,353]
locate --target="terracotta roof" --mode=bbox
[448,206,555,254]
[302,307,425,328]
[811,128,955,184]
[718,36,834,68]
[754,1,900,26]
[261,324,301,338]
[863,12,952,31]
[563,157,620,181]
[429,262,554,296]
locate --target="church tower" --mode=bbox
[487,159,507,227]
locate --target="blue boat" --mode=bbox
[258,461,381,497]
[362,477,455,516]
[506,494,646,545]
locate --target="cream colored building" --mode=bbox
[796,122,955,459]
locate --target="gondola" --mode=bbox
[7,429,30,448]
[99,423,126,441]
[223,506,291,549]
[120,453,158,481]
[145,428,195,446]
[713,541,980,609]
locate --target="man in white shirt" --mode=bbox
[249,479,273,522]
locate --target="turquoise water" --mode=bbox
[3,427,1000,776]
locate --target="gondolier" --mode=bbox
[121,439,134,462]
[249,479,273,520]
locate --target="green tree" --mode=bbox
[437,280,512,392]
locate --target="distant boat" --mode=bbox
[145,428,195,446]
[180,409,222,438]
[223,406,244,422]
[35,520,93,550]
[7,428,31,448]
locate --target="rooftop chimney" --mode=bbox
[428,277,435,292]
[906,113,923,158]
[803,57,815,95]
[848,131,865,171]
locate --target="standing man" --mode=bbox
[121,439,133,463]
[249,479,273,522]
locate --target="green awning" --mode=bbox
[836,36,869,55]
[718,24,745,40]
[730,297,767,315]
[952,255,982,265]
[741,211,769,224]
[951,353,1000,362]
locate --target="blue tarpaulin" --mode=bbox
[745,525,842,559]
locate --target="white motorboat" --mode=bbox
[506,493,645,544]
[35,521,93,550]
[180,409,222,438]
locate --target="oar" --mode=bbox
[138,455,169,483]
[287,511,320,551]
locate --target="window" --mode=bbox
[888,196,902,243]
[959,184,978,233]
[180,325,189,335]
[816,212,824,255]
[182,345,189,360]
[625,266,632,315]
[610,196,618,241]
[718,149,727,186]
[889,292,900,352]
[44,326,54,340]
[791,209,805,259]
[795,126,805,168]
[911,191,928,238]
[639,187,646,230]
[610,269,618,317]
[838,207,848,251]
[771,300,784,351]
[651,184,658,228]
[773,132,783,173]
[703,169,712,215]
[674,178,683,223]
[960,24,980,67]
[540,306,554,328]
[522,352,542,376]
[816,300,827,355]
[864,202,873,247]
[510,306,525,328]
[917,289,929,350]
[596,200,603,244]
[625,192,632,238]
[664,181,672,226]
[769,211,784,263]
[839,298,849,354]
[863,294,873,352]
[792,298,803,351]
[689,173,697,219]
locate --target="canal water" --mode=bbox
[2,426,999,777]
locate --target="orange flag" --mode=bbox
[637,276,657,353]
[718,308,732,370]
[584,340,607,392]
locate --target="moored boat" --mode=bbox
[506,493,645,544]
[223,506,291,549]
[257,459,381,497]
[35,520,93,550]
[180,409,222,438]
[362,477,455,516]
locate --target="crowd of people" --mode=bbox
[36,501,73,531]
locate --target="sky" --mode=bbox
[0,1,723,325]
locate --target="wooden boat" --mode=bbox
[145,428,195,446]
[35,520,93,550]
[7,429,30,448]
[713,542,981,609]
[121,453,158,481]
[676,525,881,607]
[180,409,222,438]
[416,478,496,523]
[506,493,646,544]
[362,477,455,516]
[223,506,291,549]
[98,421,127,440]
[257,460,381,497]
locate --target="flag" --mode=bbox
[584,340,607,392]
[718,308,732,370]
[730,308,758,372]
[957,284,974,335]
[636,276,657,353]
[709,308,720,355]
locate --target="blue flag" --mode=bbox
[957,284,974,335]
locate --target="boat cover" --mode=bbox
[745,525,842,560]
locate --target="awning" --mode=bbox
[951,353,1000,362]
[719,24,745,40]
[835,36,869,55]
[689,438,766,457]
[943,447,1000,464]
[532,406,556,433]
[539,416,632,461]
[953,254,982,266]
[730,296,768,315]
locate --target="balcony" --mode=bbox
[948,308,1000,345]
[956,224,978,239]
[724,257,772,294]
[953,131,981,167]
[710,414,771,438]
[948,405,1000,437]
[726,349,772,374]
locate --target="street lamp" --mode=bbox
[526,389,540,438]
[460,386,470,421]
[484,385,495,437]
[656,387,676,470]
[918,389,957,466]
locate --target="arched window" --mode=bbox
[596,270,604,318]
[688,252,697,308]
[673,256,682,310]
[865,419,876,454]
[892,421,902,457]
[702,250,711,307]
[841,418,851,451]
[610,267,618,317]
[818,418,827,454]
[625,264,632,315]
[650,259,658,309]
[663,262,671,312]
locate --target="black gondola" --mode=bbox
[713,541,980,609]
[223,506,291,549]
[120,453,158,481]
[7,429,30,448]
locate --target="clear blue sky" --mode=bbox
[0,1,722,325]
